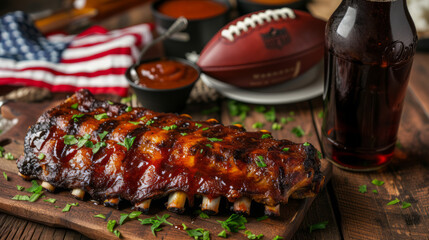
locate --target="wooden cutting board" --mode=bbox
[0,100,332,240]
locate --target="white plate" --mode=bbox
[201,61,324,104]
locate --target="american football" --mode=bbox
[197,8,326,88]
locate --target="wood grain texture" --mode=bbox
[0,99,332,240]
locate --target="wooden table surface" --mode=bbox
[0,52,428,240]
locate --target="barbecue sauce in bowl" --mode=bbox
[136,59,199,90]
[158,0,227,20]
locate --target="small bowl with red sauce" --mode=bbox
[126,57,200,113]
[151,0,231,58]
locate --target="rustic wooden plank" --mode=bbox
[313,87,429,239]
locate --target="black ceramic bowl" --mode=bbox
[126,57,200,113]
[237,0,308,15]
[151,0,231,58]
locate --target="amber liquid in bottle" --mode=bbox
[321,0,417,171]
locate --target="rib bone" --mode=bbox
[233,197,251,215]
[135,199,152,213]
[167,191,187,214]
[264,204,280,217]
[41,181,55,192]
[71,188,85,200]
[18,172,31,181]
[201,196,221,215]
[104,198,120,208]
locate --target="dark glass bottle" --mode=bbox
[321,0,417,171]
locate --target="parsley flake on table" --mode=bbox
[12,195,30,201]
[182,223,188,230]
[29,192,44,202]
[194,210,210,219]
[5,152,14,160]
[139,214,173,236]
[245,230,263,239]
[107,219,117,232]
[119,211,142,225]
[281,116,294,124]
[261,133,272,139]
[309,221,328,233]
[264,107,276,122]
[70,103,78,109]
[218,230,227,238]
[228,100,250,121]
[255,156,267,167]
[3,172,8,181]
[272,235,284,240]
[64,135,78,145]
[162,125,178,131]
[208,137,223,142]
[94,113,108,120]
[62,203,78,212]
[217,213,247,232]
[117,136,136,151]
[113,230,121,238]
[252,122,264,129]
[17,185,24,191]
[371,179,385,186]
[0,146,4,157]
[358,185,367,193]
[317,151,323,159]
[25,180,42,193]
[186,228,210,240]
[387,198,400,206]
[256,215,268,221]
[72,114,84,122]
[254,105,266,113]
[401,201,412,209]
[125,106,132,112]
[94,214,106,219]
[201,106,220,115]
[291,126,305,137]
[43,198,56,203]
[372,189,378,194]
[272,122,282,130]
[318,110,324,119]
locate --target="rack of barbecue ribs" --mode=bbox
[17,89,324,216]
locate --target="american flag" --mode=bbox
[0,11,153,96]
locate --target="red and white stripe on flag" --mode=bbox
[0,23,153,96]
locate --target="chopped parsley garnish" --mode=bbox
[44,198,56,203]
[17,185,24,191]
[62,203,78,212]
[254,105,266,113]
[255,156,267,167]
[71,103,78,109]
[358,185,367,193]
[201,106,220,115]
[289,111,295,116]
[309,221,328,233]
[119,211,142,225]
[37,153,45,160]
[372,189,378,194]
[26,180,42,193]
[256,215,268,221]
[129,121,140,125]
[64,135,78,145]
[194,210,210,219]
[12,195,30,201]
[182,223,188,230]
[272,122,282,130]
[94,113,108,120]
[218,230,227,238]
[125,106,132,112]
[205,144,213,148]
[3,172,8,181]
[195,123,203,128]
[202,127,209,131]
[72,114,84,122]
[99,131,109,141]
[318,110,324,119]
[117,136,136,151]
[282,147,290,152]
[264,107,276,122]
[281,116,294,124]
[146,119,155,126]
[291,126,305,137]
[138,214,173,236]
[77,134,91,148]
[107,219,117,232]
[245,230,263,239]
[5,152,14,160]
[228,100,250,121]
[0,146,3,157]
[180,133,188,136]
[217,213,247,232]
[186,228,210,240]
[162,125,178,131]
[396,141,403,150]
[92,142,107,154]
[401,201,411,209]
[261,134,271,139]
[387,198,400,206]
[303,142,310,146]
[113,230,121,238]
[252,122,264,129]
[94,214,106,219]
[317,151,322,159]
[208,138,223,142]
[273,236,283,240]
[371,179,384,186]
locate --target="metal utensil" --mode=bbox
[129,17,188,83]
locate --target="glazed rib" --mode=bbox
[17,89,324,215]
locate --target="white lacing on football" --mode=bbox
[221,8,296,42]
